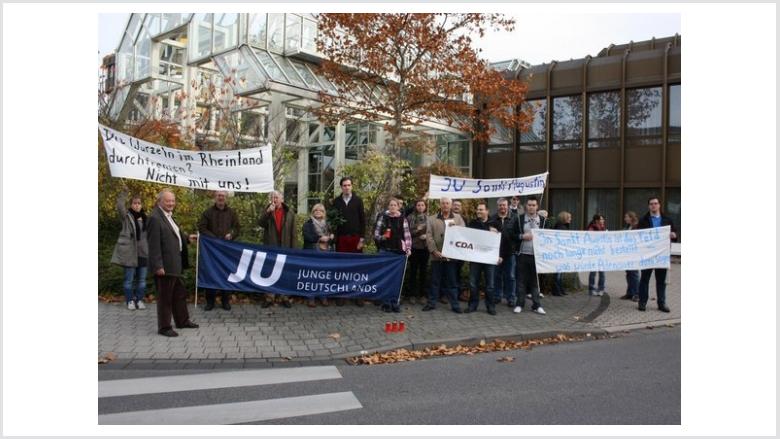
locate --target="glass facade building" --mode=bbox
[102,13,471,214]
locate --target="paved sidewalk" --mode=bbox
[98,261,680,368]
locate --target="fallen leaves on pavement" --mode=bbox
[328,333,341,341]
[98,352,117,364]
[497,356,515,362]
[346,334,585,365]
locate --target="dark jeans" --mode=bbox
[553,272,565,294]
[405,248,429,298]
[625,270,640,297]
[639,268,668,306]
[454,260,468,292]
[468,262,496,310]
[589,271,606,293]
[494,255,517,304]
[515,254,541,310]
[428,260,459,310]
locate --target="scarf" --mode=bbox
[129,209,147,240]
[311,216,330,237]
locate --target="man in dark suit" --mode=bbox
[332,176,367,307]
[147,188,199,337]
[636,196,678,313]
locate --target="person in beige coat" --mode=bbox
[423,197,465,313]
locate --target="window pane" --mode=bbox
[550,189,581,230]
[291,61,322,90]
[270,54,306,87]
[552,95,582,149]
[623,188,661,226]
[627,87,662,144]
[240,112,264,138]
[146,14,161,36]
[588,91,620,148]
[267,13,285,53]
[213,48,267,94]
[586,189,619,231]
[519,99,547,146]
[253,49,286,82]
[302,19,317,52]
[285,14,302,52]
[134,21,153,79]
[489,116,512,145]
[190,13,213,60]
[117,34,135,83]
[286,119,300,144]
[160,13,190,34]
[322,126,336,142]
[669,84,681,144]
[665,188,681,241]
[248,14,267,49]
[213,13,239,53]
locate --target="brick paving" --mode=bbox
[98,261,680,368]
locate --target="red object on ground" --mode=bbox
[399,321,405,332]
[392,321,399,332]
[385,321,392,333]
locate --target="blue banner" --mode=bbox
[197,235,406,302]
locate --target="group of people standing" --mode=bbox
[566,197,677,312]
[112,177,676,337]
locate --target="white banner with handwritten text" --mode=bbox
[531,227,671,273]
[428,172,547,199]
[99,124,274,193]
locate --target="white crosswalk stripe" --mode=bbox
[99,366,342,398]
[98,366,363,424]
[99,391,362,425]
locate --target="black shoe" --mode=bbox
[632,295,640,302]
[551,292,562,297]
[560,291,568,296]
[658,304,671,313]
[392,304,401,313]
[281,300,292,309]
[619,294,633,300]
[465,306,478,313]
[222,302,231,311]
[422,304,435,311]
[638,303,647,311]
[381,304,391,312]
[487,307,497,315]
[204,302,215,311]
[452,308,463,314]
[178,321,199,329]
[261,301,272,308]
[158,328,179,337]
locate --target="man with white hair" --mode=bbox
[147,188,199,337]
[197,190,241,311]
[258,190,297,308]
[423,197,465,313]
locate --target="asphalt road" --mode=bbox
[99,326,680,425]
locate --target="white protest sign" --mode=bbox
[441,225,502,265]
[531,227,672,274]
[99,124,274,193]
[428,172,547,199]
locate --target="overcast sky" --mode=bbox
[98,13,680,66]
